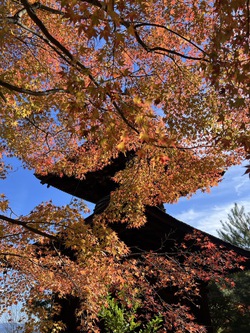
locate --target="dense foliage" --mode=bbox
[0,0,250,332]
[0,0,249,215]
[99,295,163,333]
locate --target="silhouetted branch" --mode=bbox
[0,79,66,96]
[0,214,58,241]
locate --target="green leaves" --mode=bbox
[217,203,250,250]
[99,296,163,333]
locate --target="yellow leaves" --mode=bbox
[116,133,130,152]
[48,271,55,280]
[133,96,141,105]
[139,131,150,142]
[0,193,8,212]
[100,138,108,148]
[116,141,126,152]
[51,322,65,333]
[75,91,85,103]
[135,114,144,125]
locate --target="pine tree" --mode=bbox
[217,203,250,250]
[209,204,250,333]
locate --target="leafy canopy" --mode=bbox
[0,0,249,220]
[0,0,250,332]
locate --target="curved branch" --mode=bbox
[10,1,64,22]
[149,46,208,61]
[20,0,73,60]
[15,21,76,70]
[20,0,138,133]
[6,0,137,133]
[81,0,103,9]
[0,79,66,96]
[0,91,7,102]
[134,22,209,57]
[80,0,209,62]
[20,0,93,76]
[130,25,209,62]
[6,5,73,68]
[0,214,58,241]
[247,0,250,38]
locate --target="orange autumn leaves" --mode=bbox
[0,0,248,204]
[0,0,249,331]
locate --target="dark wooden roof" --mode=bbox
[36,155,250,268]
[36,151,135,203]
[85,206,250,268]
[122,206,250,260]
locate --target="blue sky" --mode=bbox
[166,162,250,236]
[1,159,249,237]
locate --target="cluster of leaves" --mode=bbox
[0,196,245,333]
[99,295,163,333]
[0,0,249,220]
[0,199,131,331]
[98,231,245,333]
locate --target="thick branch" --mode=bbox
[20,0,94,76]
[15,21,75,69]
[0,79,66,96]
[38,3,65,16]
[0,214,58,241]
[81,0,103,9]
[21,0,74,61]
[5,1,138,133]
[247,0,250,38]
[5,4,73,67]
[9,1,64,22]
[21,0,138,133]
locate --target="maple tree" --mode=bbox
[0,0,250,332]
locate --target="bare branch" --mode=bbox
[247,0,250,38]
[130,24,209,62]
[81,0,103,9]
[38,3,65,16]
[9,1,64,22]
[134,22,209,57]
[0,214,58,241]
[0,92,7,102]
